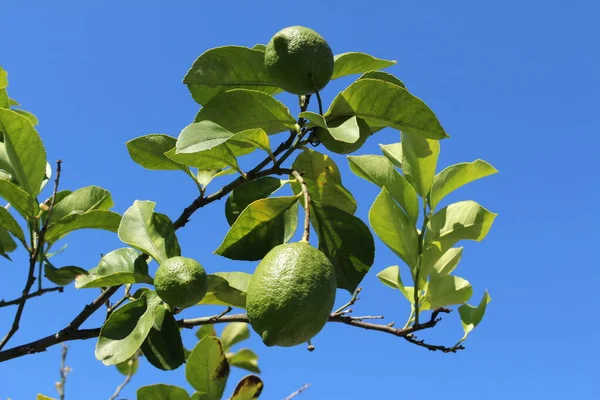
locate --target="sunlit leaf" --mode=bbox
[184,46,279,105]
[430,160,498,209]
[458,290,492,342]
[75,248,152,288]
[118,200,180,263]
[369,188,419,268]
[126,134,190,172]
[332,52,396,79]
[194,89,296,135]
[0,206,25,245]
[326,79,448,140]
[376,266,414,302]
[401,132,440,198]
[348,155,419,224]
[44,263,87,286]
[423,275,472,309]
[137,384,191,400]
[45,210,121,243]
[220,323,250,350]
[199,272,251,309]
[49,186,113,223]
[0,108,47,196]
[225,177,285,225]
[358,70,405,88]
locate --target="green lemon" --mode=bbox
[246,242,337,347]
[264,26,334,95]
[154,256,208,309]
[316,116,372,154]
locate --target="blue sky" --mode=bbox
[1,1,599,399]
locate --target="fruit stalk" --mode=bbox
[291,170,311,242]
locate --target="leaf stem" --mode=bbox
[413,202,430,325]
[291,170,311,242]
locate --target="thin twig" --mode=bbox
[209,307,233,322]
[333,287,361,315]
[315,90,323,115]
[108,352,138,400]
[284,383,312,400]
[56,344,69,400]
[0,286,64,308]
[106,285,132,317]
[291,170,310,242]
[403,334,464,353]
[0,161,62,351]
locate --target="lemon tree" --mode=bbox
[0,26,497,400]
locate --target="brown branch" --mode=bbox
[0,306,456,362]
[333,287,361,316]
[0,160,63,351]
[0,286,64,308]
[403,334,464,353]
[291,170,311,242]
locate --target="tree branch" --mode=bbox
[284,383,312,400]
[0,160,62,351]
[0,306,457,362]
[0,286,64,308]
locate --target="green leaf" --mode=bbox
[126,134,190,172]
[311,202,374,293]
[0,67,7,89]
[430,160,498,209]
[184,46,279,105]
[75,248,152,288]
[115,355,139,376]
[348,155,419,224]
[44,264,87,286]
[0,90,9,110]
[45,210,121,243]
[376,266,413,302]
[379,142,403,168]
[358,71,405,88]
[196,324,217,341]
[49,186,114,223]
[141,305,185,371]
[214,196,299,261]
[424,200,497,252]
[228,349,260,374]
[0,206,25,245]
[326,79,448,140]
[95,291,162,365]
[175,121,271,169]
[291,149,356,215]
[300,112,360,144]
[225,177,285,225]
[194,89,296,135]
[196,168,236,188]
[423,246,463,277]
[423,275,473,309]
[118,200,180,263]
[252,44,266,51]
[36,395,56,400]
[164,145,240,172]
[332,52,396,79]
[0,226,17,255]
[199,272,251,309]
[458,290,491,342]
[13,109,39,126]
[230,375,264,400]
[0,108,47,196]
[220,323,249,350]
[401,132,440,198]
[186,336,230,400]
[0,179,38,217]
[369,188,419,268]
[137,384,191,400]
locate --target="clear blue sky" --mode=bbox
[1,1,599,399]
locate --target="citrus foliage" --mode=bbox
[0,25,497,399]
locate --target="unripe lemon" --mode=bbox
[264,26,334,95]
[246,242,336,347]
[154,256,208,309]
